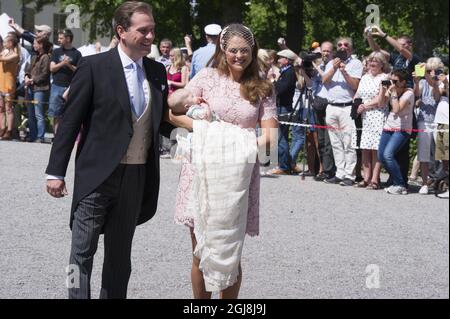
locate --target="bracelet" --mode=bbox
[382,33,388,39]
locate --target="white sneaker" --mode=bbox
[419,185,429,195]
[386,185,408,195]
[437,190,449,198]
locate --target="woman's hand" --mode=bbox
[439,73,448,85]
[184,35,192,47]
[357,104,366,114]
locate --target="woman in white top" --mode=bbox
[378,69,415,195]
[354,51,390,189]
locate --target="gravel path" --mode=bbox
[0,140,448,299]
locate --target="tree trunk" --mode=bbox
[286,0,304,53]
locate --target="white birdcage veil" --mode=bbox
[219,24,255,52]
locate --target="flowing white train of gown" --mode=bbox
[187,120,257,292]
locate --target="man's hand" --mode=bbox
[332,58,341,70]
[62,55,71,65]
[277,37,287,50]
[47,179,68,198]
[366,25,386,38]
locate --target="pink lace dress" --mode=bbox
[174,67,277,236]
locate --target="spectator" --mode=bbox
[147,44,160,60]
[8,19,52,53]
[184,53,192,75]
[156,38,173,158]
[378,69,415,195]
[292,52,317,176]
[434,74,449,198]
[312,41,336,181]
[49,29,81,135]
[257,49,271,78]
[366,27,420,187]
[190,24,222,79]
[108,35,119,50]
[322,37,363,186]
[365,26,420,88]
[24,35,52,143]
[0,33,21,140]
[184,34,193,57]
[266,49,281,83]
[167,47,189,95]
[353,51,390,190]
[156,38,172,68]
[270,49,301,175]
[415,57,444,195]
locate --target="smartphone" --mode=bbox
[335,50,348,61]
[432,69,442,81]
[381,80,392,87]
[415,64,425,77]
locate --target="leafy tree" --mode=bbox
[39,0,446,59]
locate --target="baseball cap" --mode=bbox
[35,24,52,34]
[277,49,297,61]
[204,24,222,36]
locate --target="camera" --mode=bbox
[381,80,392,87]
[434,69,444,81]
[299,51,322,68]
[335,50,348,61]
[297,51,321,78]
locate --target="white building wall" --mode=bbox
[1,0,111,48]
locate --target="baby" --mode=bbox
[168,88,219,161]
[168,88,218,121]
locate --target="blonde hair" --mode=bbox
[426,57,444,71]
[168,88,191,114]
[367,51,390,73]
[257,48,270,74]
[170,47,185,70]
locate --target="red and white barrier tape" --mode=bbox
[278,121,449,133]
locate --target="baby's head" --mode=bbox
[168,89,195,114]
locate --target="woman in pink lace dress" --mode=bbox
[169,24,277,299]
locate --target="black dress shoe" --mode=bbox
[339,178,354,186]
[314,173,328,181]
[324,176,342,184]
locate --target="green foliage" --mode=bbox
[243,0,287,49]
[54,0,447,58]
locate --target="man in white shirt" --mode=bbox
[322,37,363,186]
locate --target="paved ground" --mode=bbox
[0,140,448,299]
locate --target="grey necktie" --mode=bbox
[131,62,145,118]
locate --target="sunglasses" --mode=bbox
[337,42,349,48]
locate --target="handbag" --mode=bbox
[312,95,328,112]
[410,109,418,139]
[278,90,303,122]
[351,98,363,120]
